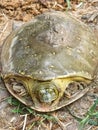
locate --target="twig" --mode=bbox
[28,122,35,130]
[41,122,51,130]
[52,1,64,9]
[49,121,53,130]
[0,96,10,103]
[22,114,27,130]
[0,21,9,39]
[38,124,41,130]
[2,12,9,21]
[87,126,93,130]
[15,116,40,129]
[52,114,72,130]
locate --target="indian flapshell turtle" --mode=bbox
[1,11,98,112]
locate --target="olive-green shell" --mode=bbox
[1,11,98,80]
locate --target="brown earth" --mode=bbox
[0,0,98,130]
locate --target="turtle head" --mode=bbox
[36,84,59,103]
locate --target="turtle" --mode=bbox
[1,11,98,112]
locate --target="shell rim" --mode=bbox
[5,82,89,112]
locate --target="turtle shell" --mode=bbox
[1,11,98,112]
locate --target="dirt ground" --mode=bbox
[0,0,98,130]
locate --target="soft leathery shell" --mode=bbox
[1,11,98,80]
